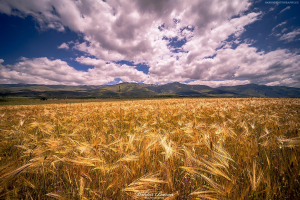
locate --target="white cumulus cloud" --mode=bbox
[0,0,299,87]
[58,42,69,50]
[0,57,147,85]
[279,28,300,43]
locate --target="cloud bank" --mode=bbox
[0,57,146,85]
[0,0,299,87]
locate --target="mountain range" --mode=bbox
[1,82,300,99]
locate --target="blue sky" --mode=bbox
[0,0,299,87]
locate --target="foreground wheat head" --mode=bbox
[0,98,299,199]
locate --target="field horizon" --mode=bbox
[1,83,300,100]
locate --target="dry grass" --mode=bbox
[0,98,299,199]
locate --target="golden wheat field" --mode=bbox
[0,98,299,200]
